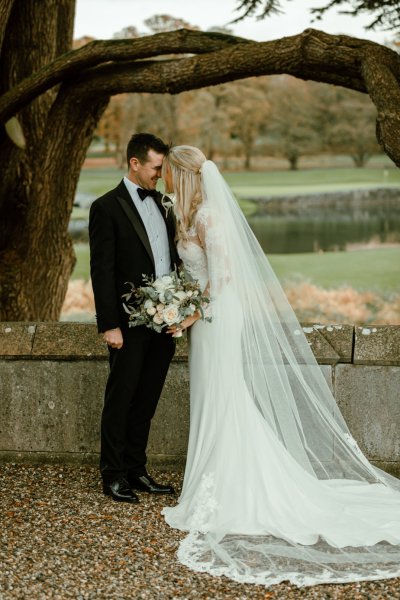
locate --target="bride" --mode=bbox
[160,145,400,587]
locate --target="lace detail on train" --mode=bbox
[177,534,400,587]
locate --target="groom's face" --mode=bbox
[129,149,164,190]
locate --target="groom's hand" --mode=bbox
[103,327,123,349]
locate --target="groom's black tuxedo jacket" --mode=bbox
[89,179,178,333]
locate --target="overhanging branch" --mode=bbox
[66,29,376,98]
[1,27,400,165]
[2,28,397,126]
[0,29,250,123]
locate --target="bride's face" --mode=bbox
[164,163,174,193]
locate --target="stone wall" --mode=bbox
[0,323,399,475]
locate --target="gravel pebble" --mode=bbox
[1,463,400,599]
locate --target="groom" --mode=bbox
[89,132,178,503]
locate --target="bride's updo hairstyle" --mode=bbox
[163,145,206,241]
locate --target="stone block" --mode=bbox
[32,323,107,359]
[0,357,189,464]
[300,324,354,364]
[335,364,400,462]
[0,323,36,357]
[309,324,353,363]
[354,325,400,366]
[148,362,190,460]
[0,360,107,454]
[301,326,340,364]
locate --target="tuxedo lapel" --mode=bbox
[116,184,155,269]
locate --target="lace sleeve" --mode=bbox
[195,206,231,298]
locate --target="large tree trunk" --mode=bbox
[0,0,107,320]
[0,10,399,320]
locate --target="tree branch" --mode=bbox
[1,28,397,124]
[1,27,399,164]
[362,49,400,163]
[0,29,250,123]
[66,29,387,98]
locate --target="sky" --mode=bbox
[73,0,392,45]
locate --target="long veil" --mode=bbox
[172,160,400,586]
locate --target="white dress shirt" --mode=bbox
[123,177,172,277]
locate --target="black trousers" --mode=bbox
[100,326,175,483]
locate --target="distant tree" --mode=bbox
[198,85,233,161]
[113,26,140,39]
[267,77,320,170]
[95,94,125,153]
[313,86,380,166]
[227,78,270,169]
[144,15,199,33]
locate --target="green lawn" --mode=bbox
[73,244,91,280]
[269,248,400,293]
[226,168,400,197]
[74,244,400,293]
[75,165,400,219]
[77,167,123,197]
[77,166,400,200]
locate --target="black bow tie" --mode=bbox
[137,187,158,201]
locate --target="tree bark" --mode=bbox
[0,0,86,321]
[0,10,399,320]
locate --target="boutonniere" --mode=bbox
[161,194,175,217]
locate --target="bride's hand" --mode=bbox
[167,313,200,335]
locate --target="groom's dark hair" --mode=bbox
[127,132,170,165]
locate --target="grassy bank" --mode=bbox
[77,166,400,201]
[73,244,400,294]
[269,247,400,293]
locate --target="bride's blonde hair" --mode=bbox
[162,145,206,241]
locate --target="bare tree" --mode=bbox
[1,0,400,320]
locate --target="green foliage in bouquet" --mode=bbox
[122,269,211,334]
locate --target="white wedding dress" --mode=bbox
[162,161,400,587]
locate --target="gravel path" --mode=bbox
[1,463,399,599]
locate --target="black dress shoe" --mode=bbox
[128,474,175,494]
[103,478,139,503]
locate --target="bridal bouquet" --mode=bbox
[122,270,211,336]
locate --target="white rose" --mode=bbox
[161,275,173,285]
[153,313,164,325]
[172,290,187,305]
[186,291,193,297]
[158,292,166,304]
[156,303,164,313]
[144,299,154,310]
[153,279,167,292]
[146,307,156,316]
[162,304,180,325]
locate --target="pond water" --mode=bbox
[71,189,400,254]
[247,211,400,254]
